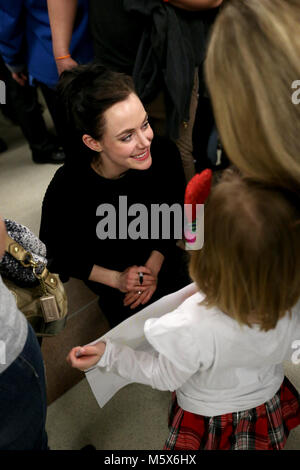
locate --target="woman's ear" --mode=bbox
[82,134,102,152]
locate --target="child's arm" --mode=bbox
[67,339,197,391]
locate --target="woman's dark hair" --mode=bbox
[57,62,136,164]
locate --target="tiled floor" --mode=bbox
[0,109,300,450]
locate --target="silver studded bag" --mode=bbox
[0,220,68,337]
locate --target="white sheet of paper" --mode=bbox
[85,282,197,408]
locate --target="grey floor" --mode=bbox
[0,108,300,451]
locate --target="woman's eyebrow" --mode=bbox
[116,113,148,137]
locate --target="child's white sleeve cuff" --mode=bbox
[95,337,112,368]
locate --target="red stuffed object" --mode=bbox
[184,169,212,246]
[185,169,212,221]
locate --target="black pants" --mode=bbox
[86,247,191,329]
[2,72,59,159]
[37,81,75,160]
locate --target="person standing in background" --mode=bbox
[0,0,94,162]
[0,55,64,164]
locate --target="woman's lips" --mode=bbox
[132,148,150,161]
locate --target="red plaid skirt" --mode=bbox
[164,377,300,450]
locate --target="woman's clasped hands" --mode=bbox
[117,265,157,309]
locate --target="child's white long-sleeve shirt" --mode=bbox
[97,292,300,416]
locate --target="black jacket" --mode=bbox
[123,0,208,139]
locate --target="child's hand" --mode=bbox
[66,342,106,371]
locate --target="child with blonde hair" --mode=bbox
[67,171,300,450]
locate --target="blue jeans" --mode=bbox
[0,324,48,450]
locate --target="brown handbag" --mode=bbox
[2,235,68,337]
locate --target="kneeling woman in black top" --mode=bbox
[40,63,190,328]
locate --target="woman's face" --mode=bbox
[96,93,154,178]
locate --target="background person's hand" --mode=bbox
[116,265,156,293]
[12,71,27,86]
[66,342,106,371]
[55,56,78,76]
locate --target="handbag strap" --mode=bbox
[6,234,46,276]
[5,235,58,289]
[6,234,33,264]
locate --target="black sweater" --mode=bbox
[39,136,186,282]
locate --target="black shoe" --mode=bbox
[32,148,66,164]
[80,445,96,451]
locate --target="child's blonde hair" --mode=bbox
[205,0,300,192]
[189,171,300,331]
